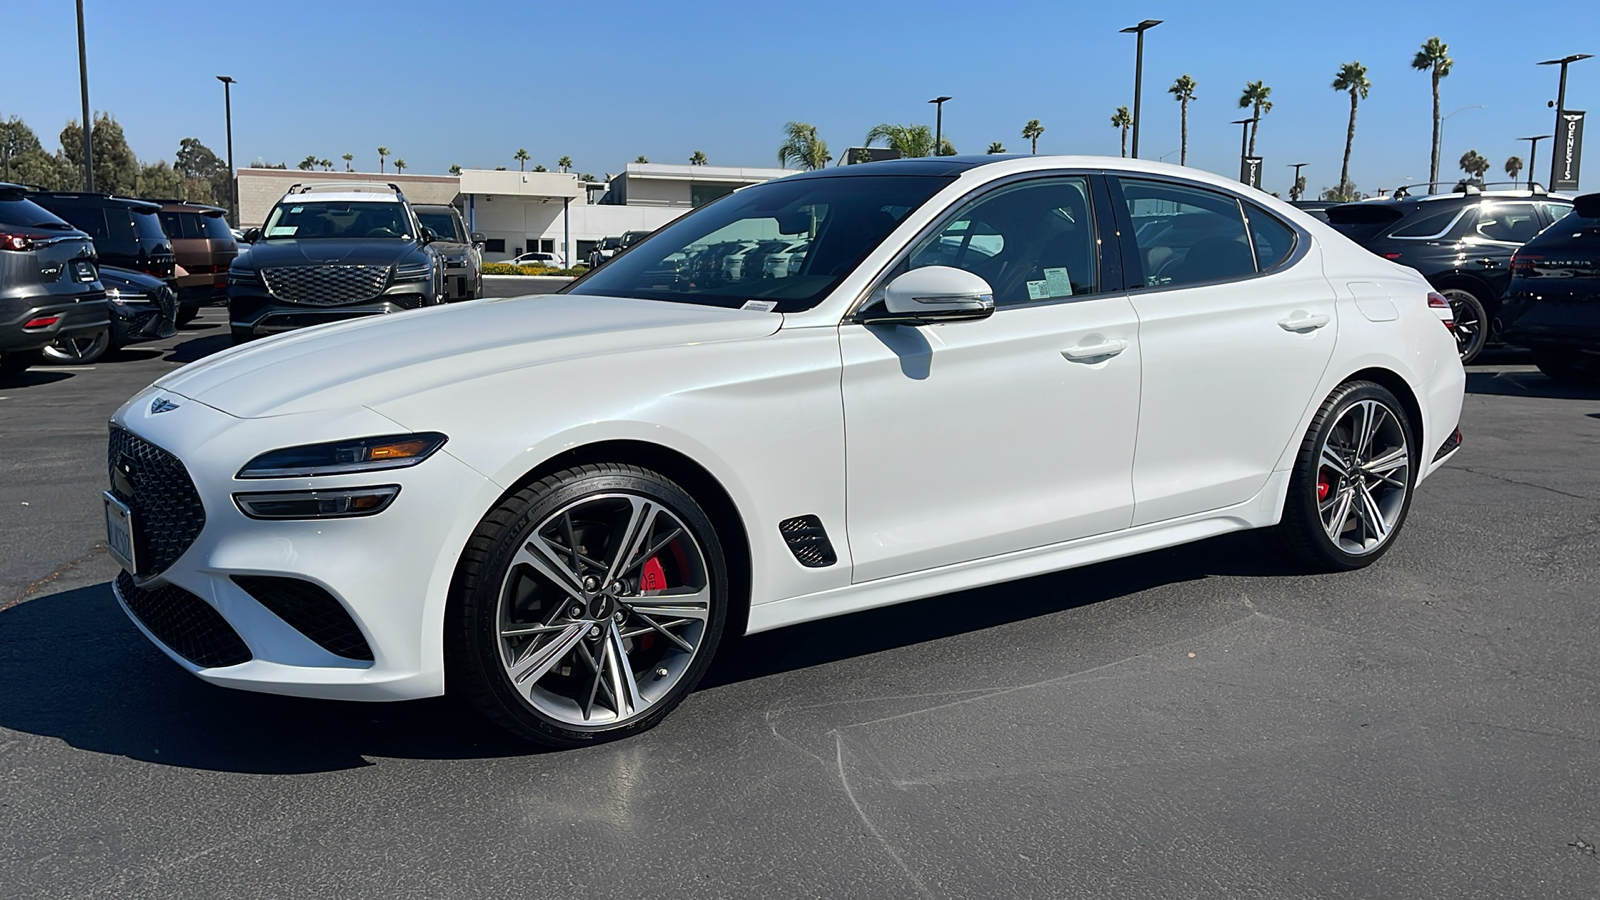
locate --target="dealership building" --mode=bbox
[235,162,796,264]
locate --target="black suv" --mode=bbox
[1325,186,1573,362]
[27,192,176,281]
[229,182,446,342]
[1498,193,1600,384]
[0,184,108,374]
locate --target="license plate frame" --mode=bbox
[103,491,137,573]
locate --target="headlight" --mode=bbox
[234,485,400,519]
[226,268,259,286]
[392,261,433,282]
[105,287,149,305]
[236,432,448,478]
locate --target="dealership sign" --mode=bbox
[1552,110,1584,192]
[1240,156,1263,189]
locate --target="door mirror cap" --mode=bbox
[241,227,261,244]
[861,265,996,324]
[420,226,438,243]
[469,231,486,244]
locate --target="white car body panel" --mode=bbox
[106,156,1465,702]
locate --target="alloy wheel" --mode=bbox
[1441,288,1486,363]
[43,329,110,364]
[1315,399,1410,555]
[494,492,711,728]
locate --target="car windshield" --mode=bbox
[262,201,412,240]
[565,174,952,312]
[416,210,464,242]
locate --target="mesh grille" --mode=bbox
[108,426,206,578]
[233,576,374,661]
[117,571,252,668]
[778,515,837,568]
[261,265,388,306]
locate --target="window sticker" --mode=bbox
[740,299,777,312]
[267,226,298,236]
[1026,280,1051,300]
[289,206,304,213]
[1043,267,1074,297]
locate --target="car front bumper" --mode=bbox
[229,285,433,335]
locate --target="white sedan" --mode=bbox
[105,156,1464,747]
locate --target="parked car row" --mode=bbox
[0,184,108,374]
[584,230,651,268]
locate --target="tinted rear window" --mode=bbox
[200,212,234,240]
[0,197,73,231]
[1389,208,1461,238]
[54,206,138,252]
[1325,204,1404,241]
[132,210,167,244]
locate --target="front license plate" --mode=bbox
[103,491,137,573]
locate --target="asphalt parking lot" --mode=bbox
[2,308,1599,899]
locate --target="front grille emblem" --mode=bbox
[150,398,180,415]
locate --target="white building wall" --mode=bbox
[466,199,687,264]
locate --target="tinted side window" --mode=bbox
[1389,208,1461,238]
[1243,202,1297,270]
[54,206,111,242]
[1537,201,1575,226]
[159,211,186,238]
[907,176,1098,306]
[1474,202,1543,243]
[201,213,234,240]
[1121,178,1255,287]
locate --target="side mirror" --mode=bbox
[859,266,996,325]
[469,231,486,244]
[241,227,261,244]
[420,226,438,243]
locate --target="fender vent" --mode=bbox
[779,515,837,568]
[233,576,374,661]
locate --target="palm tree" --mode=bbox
[635,155,649,164]
[448,164,462,176]
[393,158,407,174]
[987,142,1006,154]
[866,123,942,158]
[1291,173,1307,202]
[1411,37,1453,186]
[319,158,332,171]
[1505,155,1524,184]
[1110,107,1132,157]
[514,148,530,171]
[1169,76,1198,166]
[777,122,831,170]
[557,155,573,173]
[1237,80,1273,157]
[1458,149,1489,184]
[376,146,389,174]
[1332,62,1371,200]
[689,150,708,165]
[298,154,317,171]
[1021,119,1045,155]
[342,153,353,172]
[532,163,547,172]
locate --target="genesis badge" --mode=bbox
[149,397,180,415]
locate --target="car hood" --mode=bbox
[236,238,419,269]
[98,265,167,293]
[154,294,783,418]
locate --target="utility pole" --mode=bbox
[1119,20,1162,158]
[1521,134,1550,190]
[1233,117,1258,184]
[929,96,952,156]
[1288,162,1308,200]
[76,0,93,191]
[217,76,237,225]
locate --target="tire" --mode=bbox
[176,305,199,326]
[1532,347,1600,385]
[1438,286,1489,364]
[42,328,110,365]
[1274,380,1417,571]
[230,326,257,345]
[449,463,729,747]
[0,348,44,375]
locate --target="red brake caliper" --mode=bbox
[636,557,667,652]
[1317,471,1332,501]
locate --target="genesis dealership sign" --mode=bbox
[1552,110,1585,192]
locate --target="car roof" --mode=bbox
[412,204,460,213]
[275,192,404,205]
[147,199,229,215]
[27,191,162,213]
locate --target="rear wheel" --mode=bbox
[175,305,199,326]
[449,464,728,747]
[1439,286,1489,364]
[42,329,110,365]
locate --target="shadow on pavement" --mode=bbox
[0,369,73,388]
[1465,369,1600,400]
[166,333,231,364]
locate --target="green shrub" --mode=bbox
[481,263,589,277]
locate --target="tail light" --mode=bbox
[1427,291,1455,333]
[1510,252,1540,274]
[0,233,37,252]
[23,316,61,329]
[1383,252,1403,260]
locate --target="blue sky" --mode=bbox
[4,0,1596,196]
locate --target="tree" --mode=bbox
[867,123,940,158]
[1022,119,1045,155]
[635,155,649,164]
[1505,155,1524,184]
[1169,76,1198,165]
[60,113,138,195]
[0,116,43,183]
[342,152,353,171]
[393,158,407,174]
[174,137,229,206]
[777,122,831,170]
[319,158,332,171]
[298,155,318,171]
[377,146,390,174]
[514,148,530,171]
[448,163,462,176]
[1332,61,1371,201]
[532,163,547,172]
[1411,37,1453,186]
[987,142,1006,154]
[1291,173,1308,202]
[1458,149,1489,184]
[690,150,707,165]
[136,160,184,198]
[557,155,573,173]
[579,173,597,182]
[493,166,506,171]
[1109,108,1132,157]
[1238,80,1272,156]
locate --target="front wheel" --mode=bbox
[1439,287,1489,364]
[449,464,728,747]
[1274,381,1416,571]
[43,329,111,364]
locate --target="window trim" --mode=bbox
[1106,173,1310,295]
[845,170,1122,322]
[1386,206,1472,241]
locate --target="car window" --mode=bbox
[416,210,464,242]
[1389,207,1461,238]
[53,205,138,253]
[1474,202,1543,243]
[262,201,411,239]
[0,197,72,231]
[1120,179,1255,287]
[1243,202,1297,270]
[1537,201,1575,226]
[904,176,1098,306]
[132,210,168,245]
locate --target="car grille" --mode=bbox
[233,576,373,661]
[260,265,388,306]
[108,426,206,579]
[117,571,252,669]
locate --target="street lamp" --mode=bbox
[76,0,92,191]
[1232,116,1258,184]
[217,76,237,225]
[928,96,952,156]
[1538,53,1593,188]
[1119,19,1162,158]
[1437,104,1484,185]
[1521,134,1551,190]
[1288,162,1308,200]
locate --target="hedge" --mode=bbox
[482,263,589,277]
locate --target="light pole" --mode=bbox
[1437,104,1484,185]
[76,0,93,191]
[1232,116,1258,184]
[1538,53,1593,188]
[1288,162,1308,200]
[217,76,237,225]
[928,96,952,156]
[1119,19,1161,158]
[1521,134,1551,189]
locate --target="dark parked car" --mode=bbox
[228,182,445,343]
[413,204,484,301]
[1498,192,1600,384]
[154,200,238,324]
[43,265,178,364]
[1325,187,1573,362]
[1289,200,1337,222]
[27,192,175,282]
[0,183,108,374]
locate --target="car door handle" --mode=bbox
[1061,338,1128,361]
[1278,312,1330,332]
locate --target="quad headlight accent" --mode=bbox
[236,433,447,479]
[234,485,400,520]
[392,261,433,282]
